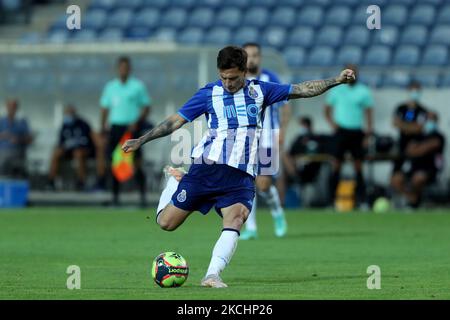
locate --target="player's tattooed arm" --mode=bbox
[288,69,356,99]
[122,114,187,152]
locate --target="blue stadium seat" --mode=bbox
[383,5,408,26]
[381,71,410,88]
[131,8,159,29]
[292,72,325,84]
[125,27,152,40]
[372,26,398,47]
[222,0,249,9]
[261,27,286,49]
[89,0,117,11]
[1,0,22,11]
[393,45,420,66]
[187,8,214,29]
[364,45,391,66]
[160,8,187,29]
[243,7,269,28]
[82,9,107,31]
[352,5,370,25]
[140,0,168,9]
[332,0,359,7]
[358,72,382,88]
[249,0,276,8]
[409,5,436,26]
[105,9,133,29]
[306,46,334,66]
[394,0,416,6]
[419,74,440,88]
[344,26,370,47]
[270,6,296,28]
[279,0,305,8]
[287,26,314,48]
[97,29,123,42]
[421,46,448,66]
[47,30,70,44]
[171,0,196,9]
[195,0,221,9]
[204,27,232,45]
[177,28,204,45]
[358,0,387,6]
[115,0,142,10]
[437,5,450,24]
[70,29,97,43]
[440,73,450,87]
[19,32,42,44]
[430,26,450,45]
[215,8,242,28]
[282,47,306,67]
[325,6,351,26]
[152,28,177,42]
[10,57,49,71]
[297,6,323,27]
[49,14,67,30]
[400,25,428,46]
[232,27,259,45]
[421,0,443,5]
[315,26,342,48]
[336,46,363,65]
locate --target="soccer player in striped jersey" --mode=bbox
[241,42,291,240]
[122,46,356,288]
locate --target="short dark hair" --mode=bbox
[217,46,248,71]
[243,42,261,51]
[300,116,312,128]
[117,56,131,66]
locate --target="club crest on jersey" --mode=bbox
[249,85,258,99]
[177,189,187,203]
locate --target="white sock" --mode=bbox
[244,195,257,232]
[260,185,283,218]
[206,229,239,276]
[156,176,179,221]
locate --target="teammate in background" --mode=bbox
[240,43,291,240]
[100,56,152,207]
[122,46,355,288]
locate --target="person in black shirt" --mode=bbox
[391,80,428,189]
[279,117,322,204]
[391,111,445,208]
[48,105,97,190]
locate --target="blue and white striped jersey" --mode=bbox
[177,79,291,177]
[248,68,287,149]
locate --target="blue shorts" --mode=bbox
[171,163,255,216]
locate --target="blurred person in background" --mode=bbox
[278,117,323,206]
[391,111,445,209]
[324,64,374,209]
[47,104,104,191]
[240,43,291,240]
[0,98,32,177]
[100,56,152,207]
[391,80,428,205]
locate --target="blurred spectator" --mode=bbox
[391,80,428,191]
[0,98,32,177]
[100,56,152,207]
[47,105,105,191]
[324,64,374,208]
[391,111,445,208]
[279,117,323,205]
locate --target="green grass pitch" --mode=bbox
[1,207,449,299]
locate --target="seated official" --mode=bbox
[47,105,97,190]
[391,111,445,208]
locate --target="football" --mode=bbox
[151,252,189,288]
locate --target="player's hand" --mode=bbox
[122,138,142,153]
[337,69,356,84]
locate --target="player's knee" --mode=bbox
[158,219,177,232]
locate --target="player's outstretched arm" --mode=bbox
[122,113,187,153]
[288,69,356,99]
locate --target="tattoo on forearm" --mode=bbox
[140,116,182,145]
[289,78,340,99]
